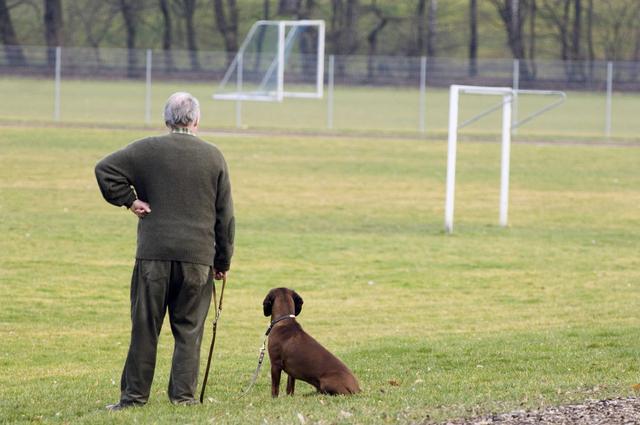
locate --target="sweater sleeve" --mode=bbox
[213,158,235,272]
[94,147,137,208]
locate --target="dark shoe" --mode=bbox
[171,398,200,406]
[106,401,142,412]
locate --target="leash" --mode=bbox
[239,314,296,397]
[199,276,227,403]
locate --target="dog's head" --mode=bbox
[263,287,304,318]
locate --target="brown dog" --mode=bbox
[262,288,360,397]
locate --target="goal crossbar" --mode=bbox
[444,84,566,234]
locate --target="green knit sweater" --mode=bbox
[95,133,234,271]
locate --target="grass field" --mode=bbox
[1,76,640,141]
[0,126,639,424]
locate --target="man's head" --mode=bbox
[164,92,200,131]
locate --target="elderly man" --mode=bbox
[95,92,234,410]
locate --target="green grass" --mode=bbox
[0,127,639,424]
[1,76,640,141]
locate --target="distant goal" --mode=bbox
[444,84,566,234]
[213,20,325,102]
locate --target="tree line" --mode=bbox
[1,0,639,71]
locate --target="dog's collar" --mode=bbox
[265,314,296,336]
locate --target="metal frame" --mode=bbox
[213,20,325,102]
[444,84,566,234]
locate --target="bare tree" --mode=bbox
[293,0,317,77]
[175,0,199,70]
[213,0,238,66]
[414,0,425,55]
[363,0,388,79]
[44,0,63,66]
[329,0,358,55]
[511,0,519,47]
[119,0,139,78]
[490,0,533,79]
[0,0,26,65]
[634,4,640,61]
[493,0,525,58]
[426,0,436,57]
[159,0,174,71]
[634,3,640,80]
[586,0,594,63]
[560,0,570,60]
[469,0,477,76]
[297,0,315,18]
[571,0,582,60]
[570,0,583,80]
[277,0,298,14]
[597,0,638,61]
[252,0,270,73]
[539,0,570,61]
[67,0,119,65]
[539,0,588,80]
[528,0,537,78]
[328,0,359,79]
[344,0,358,54]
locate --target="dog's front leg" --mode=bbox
[271,364,282,398]
[286,374,295,396]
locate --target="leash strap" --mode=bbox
[199,276,226,403]
[239,314,296,397]
[239,336,268,397]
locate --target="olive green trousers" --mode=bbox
[119,259,213,405]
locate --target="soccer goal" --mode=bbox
[213,20,325,102]
[444,84,566,234]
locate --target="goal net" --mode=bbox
[444,85,566,234]
[213,20,325,102]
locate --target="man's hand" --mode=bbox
[214,270,227,280]
[130,199,151,218]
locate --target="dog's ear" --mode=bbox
[292,291,304,316]
[263,293,273,317]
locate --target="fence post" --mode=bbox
[53,46,61,122]
[605,61,613,139]
[327,54,335,130]
[512,59,519,134]
[145,49,152,125]
[419,56,427,134]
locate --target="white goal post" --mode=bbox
[444,84,566,234]
[213,20,325,102]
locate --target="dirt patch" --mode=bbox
[437,397,640,425]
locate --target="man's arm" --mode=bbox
[213,159,235,277]
[95,148,137,209]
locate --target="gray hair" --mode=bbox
[164,92,200,128]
